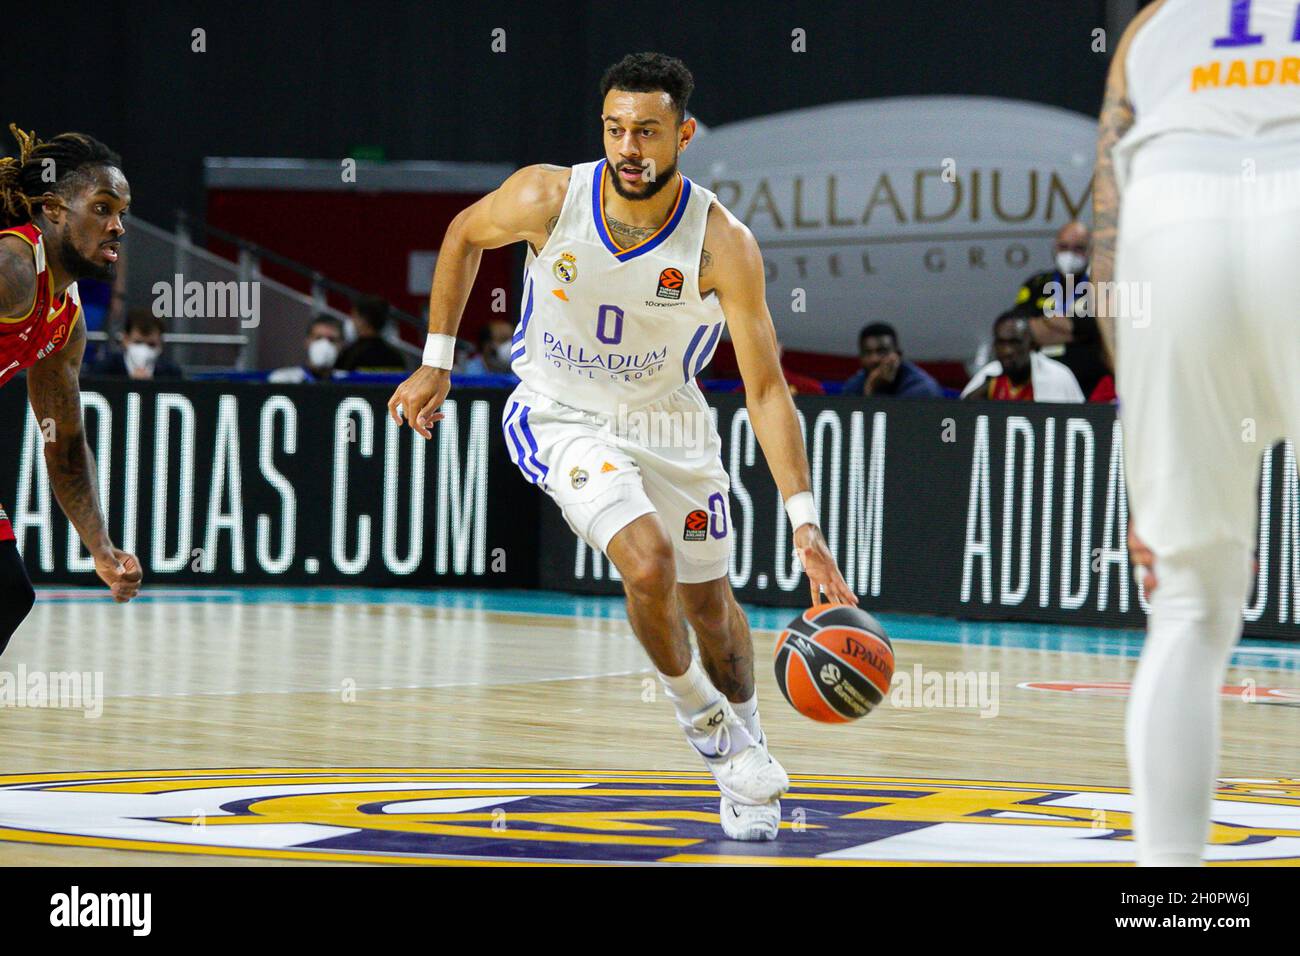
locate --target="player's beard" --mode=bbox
[608,156,679,201]
[57,225,117,282]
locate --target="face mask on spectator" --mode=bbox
[125,343,160,374]
[495,341,513,365]
[308,338,339,369]
[1055,251,1087,276]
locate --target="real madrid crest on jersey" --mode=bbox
[553,252,578,284]
[569,466,588,489]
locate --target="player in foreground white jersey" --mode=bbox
[389,53,855,841]
[1095,0,1300,865]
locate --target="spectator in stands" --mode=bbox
[269,315,347,384]
[91,310,184,380]
[335,295,408,373]
[962,311,1084,402]
[461,319,518,377]
[842,322,943,398]
[732,341,825,396]
[1012,220,1109,396]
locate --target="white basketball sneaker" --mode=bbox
[684,700,789,806]
[720,795,781,841]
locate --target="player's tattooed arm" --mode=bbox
[1093,2,1162,370]
[26,320,113,557]
[0,238,37,319]
[1093,80,1133,369]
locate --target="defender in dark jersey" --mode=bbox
[0,124,142,654]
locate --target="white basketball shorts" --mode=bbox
[1116,134,1300,558]
[500,380,733,584]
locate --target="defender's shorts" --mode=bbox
[502,380,732,584]
[1117,135,1300,558]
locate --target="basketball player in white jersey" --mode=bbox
[1095,0,1300,865]
[389,52,856,841]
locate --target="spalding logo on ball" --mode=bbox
[775,604,895,722]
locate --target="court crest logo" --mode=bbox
[1,770,1297,865]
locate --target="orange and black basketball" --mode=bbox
[774,605,894,722]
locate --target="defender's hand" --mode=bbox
[388,366,450,439]
[795,524,857,607]
[1128,527,1157,595]
[95,549,142,603]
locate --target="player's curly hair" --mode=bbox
[599,52,695,123]
[0,124,122,229]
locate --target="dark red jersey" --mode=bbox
[0,222,82,389]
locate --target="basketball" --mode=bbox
[774,605,895,723]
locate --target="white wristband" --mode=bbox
[422,333,456,370]
[785,491,819,533]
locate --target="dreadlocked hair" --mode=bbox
[0,124,122,229]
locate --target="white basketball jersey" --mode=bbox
[1114,0,1300,185]
[509,160,726,414]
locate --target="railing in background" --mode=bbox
[118,216,423,374]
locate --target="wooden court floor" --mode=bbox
[0,589,1296,866]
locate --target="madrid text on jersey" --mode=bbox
[1192,55,1300,89]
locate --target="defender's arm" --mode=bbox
[27,320,141,601]
[0,236,37,319]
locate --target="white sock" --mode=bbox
[659,659,724,732]
[1126,542,1250,867]
[732,693,763,744]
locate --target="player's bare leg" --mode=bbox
[680,576,755,703]
[680,575,782,840]
[605,513,692,675]
[606,515,787,812]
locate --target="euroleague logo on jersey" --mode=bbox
[36,322,70,361]
[683,509,708,541]
[656,268,685,300]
